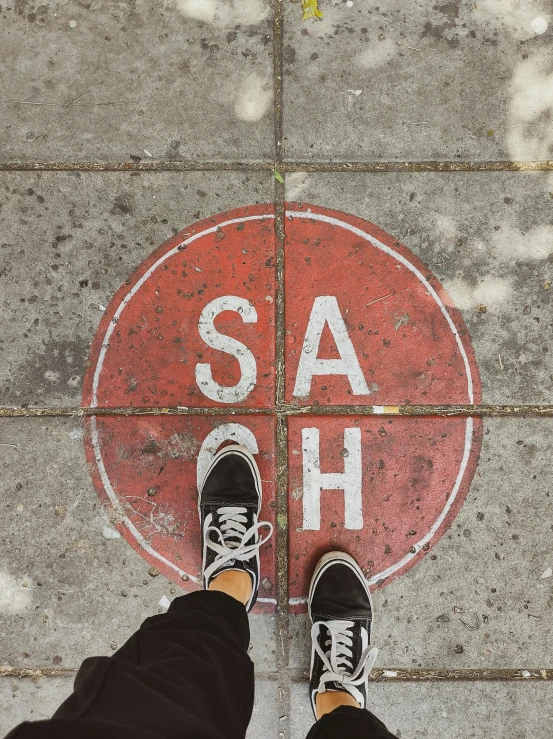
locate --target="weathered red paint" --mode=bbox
[82,205,277,612]
[82,203,481,616]
[287,415,482,610]
[83,414,277,612]
[285,204,481,610]
[284,205,480,406]
[83,205,276,409]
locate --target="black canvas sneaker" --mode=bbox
[308,551,378,716]
[198,444,273,612]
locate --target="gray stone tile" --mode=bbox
[2,172,552,407]
[0,677,73,736]
[0,417,277,673]
[1,1,274,162]
[0,171,273,406]
[284,172,553,404]
[290,679,553,739]
[289,418,553,671]
[0,676,278,737]
[283,0,553,161]
[250,678,280,738]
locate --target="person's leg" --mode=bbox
[6,587,253,739]
[304,551,397,739]
[5,444,272,739]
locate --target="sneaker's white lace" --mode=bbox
[203,506,273,583]
[311,619,378,706]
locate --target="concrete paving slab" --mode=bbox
[283,0,553,161]
[290,679,553,739]
[82,413,277,610]
[2,171,552,407]
[1,1,274,162]
[0,677,73,735]
[284,172,553,404]
[287,415,481,608]
[284,205,481,407]
[289,417,553,670]
[0,417,277,672]
[0,675,278,738]
[0,171,273,406]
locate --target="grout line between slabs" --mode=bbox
[272,1,290,737]
[272,1,283,165]
[2,667,552,682]
[3,405,553,418]
[1,161,553,172]
[288,668,553,683]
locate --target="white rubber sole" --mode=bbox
[308,550,374,627]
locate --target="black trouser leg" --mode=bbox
[306,705,397,739]
[6,591,255,739]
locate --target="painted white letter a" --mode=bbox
[293,296,369,397]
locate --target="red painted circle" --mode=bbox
[82,203,481,614]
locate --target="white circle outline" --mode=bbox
[87,208,478,606]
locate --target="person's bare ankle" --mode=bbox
[316,690,361,720]
[208,570,253,606]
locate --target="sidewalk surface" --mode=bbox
[1,1,553,737]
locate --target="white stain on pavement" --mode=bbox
[432,213,459,241]
[443,274,513,312]
[234,72,272,122]
[355,38,397,70]
[472,0,552,41]
[508,49,553,160]
[102,525,121,540]
[174,0,269,26]
[227,0,270,25]
[531,16,549,34]
[286,172,311,201]
[0,572,32,614]
[491,224,553,262]
[43,370,60,384]
[175,0,216,22]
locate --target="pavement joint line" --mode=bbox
[0,668,280,681]
[3,405,553,418]
[1,161,552,173]
[272,3,290,735]
[289,668,553,682]
[273,0,283,165]
[2,667,552,682]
